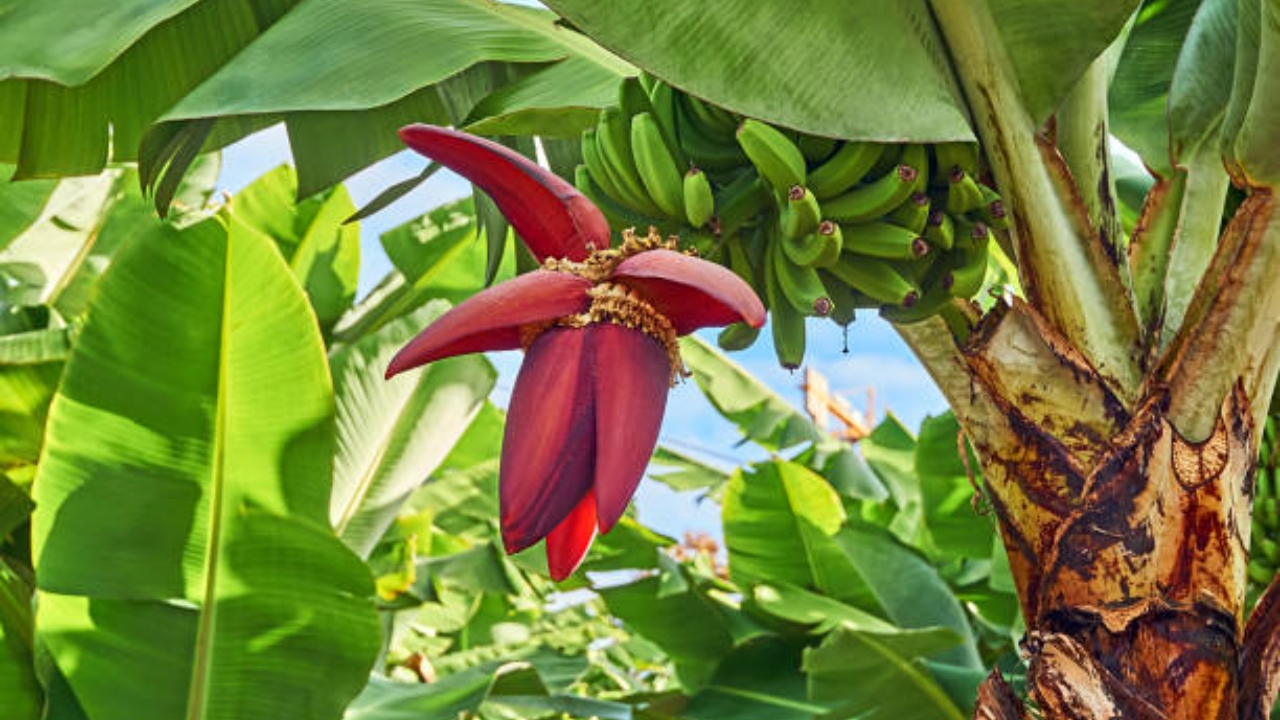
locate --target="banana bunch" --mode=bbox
[1250,416,1279,603]
[575,75,1009,368]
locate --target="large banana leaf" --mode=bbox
[804,624,967,720]
[544,0,971,141]
[229,165,361,334]
[31,212,379,720]
[0,555,39,720]
[144,0,630,205]
[1227,0,1280,186]
[1110,0,1237,173]
[721,460,877,609]
[682,636,827,720]
[329,301,496,558]
[544,0,1138,139]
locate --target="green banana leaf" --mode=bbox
[913,412,996,561]
[748,581,898,635]
[30,212,379,720]
[0,556,39,720]
[1226,0,1280,186]
[0,327,70,469]
[329,300,496,558]
[0,0,286,177]
[543,0,971,141]
[145,0,630,204]
[1110,0,1237,174]
[836,525,982,669]
[682,636,828,720]
[679,335,887,501]
[721,460,878,610]
[229,165,361,334]
[599,576,734,690]
[0,166,56,252]
[803,624,967,720]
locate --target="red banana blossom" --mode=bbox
[387,125,765,580]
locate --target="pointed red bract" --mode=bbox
[385,270,591,378]
[500,327,596,554]
[399,125,611,262]
[612,249,767,334]
[545,492,599,581]
[590,324,670,533]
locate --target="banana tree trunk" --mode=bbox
[899,191,1280,719]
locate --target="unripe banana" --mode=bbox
[944,167,985,214]
[684,168,715,227]
[783,231,828,267]
[574,164,665,233]
[727,235,765,296]
[581,128,627,205]
[933,142,980,178]
[771,228,832,316]
[674,93,746,171]
[828,254,920,307]
[925,209,956,251]
[713,171,772,237]
[631,112,685,217]
[977,184,1009,230]
[683,229,722,261]
[880,284,953,325]
[597,107,665,216]
[867,143,904,180]
[809,141,885,199]
[798,134,838,164]
[618,76,654,122]
[813,220,843,268]
[765,249,807,369]
[737,119,807,191]
[945,244,990,299]
[779,185,821,240]
[684,93,739,134]
[953,216,992,252]
[842,220,931,261]
[718,321,762,351]
[822,145,926,223]
[886,192,931,234]
[819,269,857,327]
[646,81,689,169]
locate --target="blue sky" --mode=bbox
[216,125,947,541]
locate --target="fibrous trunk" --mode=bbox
[900,193,1280,717]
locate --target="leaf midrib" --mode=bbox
[185,235,232,720]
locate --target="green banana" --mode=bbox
[618,76,654,122]
[819,269,857,327]
[713,171,772,237]
[646,81,689,169]
[828,253,920,307]
[684,92,739,134]
[675,92,746,171]
[823,144,927,223]
[783,231,828,267]
[933,142,979,178]
[880,284,953,325]
[574,164,666,233]
[813,220,843,268]
[718,321,762,351]
[867,142,904,179]
[597,107,665,216]
[581,128,627,205]
[946,244,990,299]
[772,228,832,316]
[765,248,808,369]
[842,220,931,260]
[779,185,821,240]
[886,191,931,234]
[631,112,685,217]
[737,119,807,190]
[798,134,838,163]
[953,216,992,252]
[683,229,723,261]
[637,72,658,95]
[944,168,985,214]
[978,184,1009,229]
[684,168,715,227]
[925,209,955,251]
[727,235,765,295]
[808,141,884,199]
